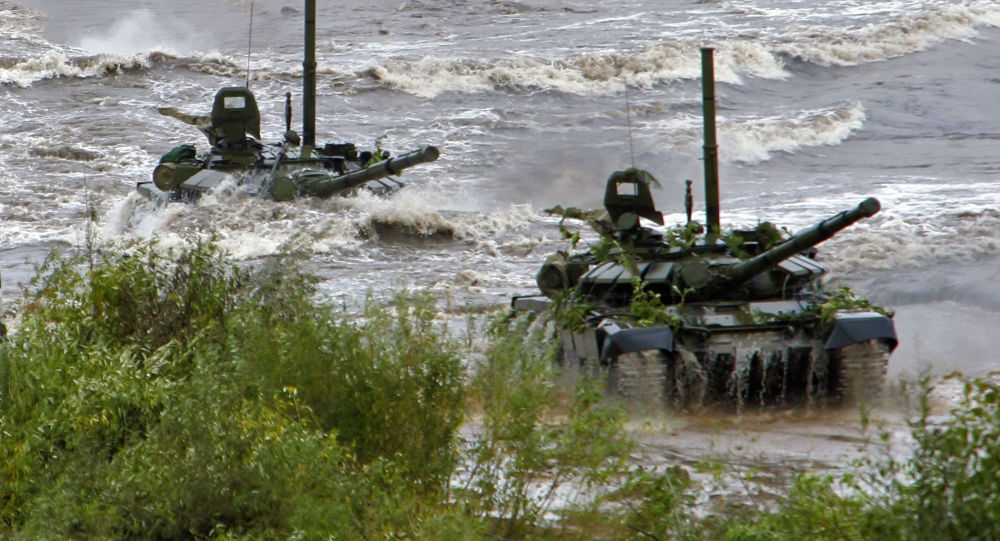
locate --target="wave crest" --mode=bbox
[0,50,175,87]
[778,2,1000,66]
[721,101,867,163]
[368,40,787,98]
[661,102,866,164]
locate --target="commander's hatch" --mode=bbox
[210,87,261,148]
[603,168,664,229]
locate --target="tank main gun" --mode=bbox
[295,146,440,198]
[723,197,880,285]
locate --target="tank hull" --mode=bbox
[513,296,896,410]
[140,143,438,202]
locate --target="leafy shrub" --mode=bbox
[714,374,1000,541]
[875,374,1000,540]
[459,313,656,539]
[0,241,465,539]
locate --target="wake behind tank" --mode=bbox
[513,49,896,410]
[139,0,439,203]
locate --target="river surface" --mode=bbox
[2,0,999,479]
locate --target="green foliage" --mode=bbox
[365,133,390,168]
[719,475,877,541]
[754,221,786,250]
[461,313,635,539]
[548,290,595,332]
[10,239,1000,540]
[721,230,749,259]
[872,374,1000,540]
[720,222,784,260]
[606,466,697,540]
[591,234,620,264]
[817,286,894,323]
[665,221,703,251]
[629,278,681,328]
[559,223,582,251]
[0,241,465,539]
[714,374,1000,541]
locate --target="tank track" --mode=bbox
[604,339,890,411]
[828,339,891,404]
[606,350,668,413]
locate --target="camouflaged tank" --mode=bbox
[139,0,438,203]
[512,49,896,409]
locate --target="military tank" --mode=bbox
[138,0,438,203]
[513,49,896,409]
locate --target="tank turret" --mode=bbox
[513,48,896,410]
[139,0,438,203]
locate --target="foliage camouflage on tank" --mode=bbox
[513,49,896,410]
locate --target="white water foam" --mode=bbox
[365,1,1000,97]
[777,1,1000,66]
[721,102,867,164]
[824,206,1000,277]
[658,102,866,164]
[98,184,537,261]
[0,1,46,41]
[331,190,535,240]
[0,49,174,87]
[368,39,787,98]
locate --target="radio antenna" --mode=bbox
[245,0,255,87]
[625,84,636,168]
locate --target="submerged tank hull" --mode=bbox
[515,296,895,409]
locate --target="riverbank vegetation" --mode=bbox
[0,240,996,539]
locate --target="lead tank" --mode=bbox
[139,0,438,203]
[513,49,896,409]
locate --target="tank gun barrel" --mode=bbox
[300,145,439,198]
[726,197,880,283]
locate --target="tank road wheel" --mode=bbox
[828,339,892,404]
[606,350,668,414]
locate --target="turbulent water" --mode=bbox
[2,0,999,399]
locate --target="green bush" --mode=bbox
[877,374,1000,540]
[0,241,466,539]
[458,313,686,540]
[712,374,1000,541]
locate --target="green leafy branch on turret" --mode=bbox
[751,286,893,330]
[722,221,787,261]
[755,221,787,250]
[754,285,894,335]
[558,222,582,251]
[816,286,894,323]
[363,134,390,168]
[666,222,703,251]
[721,231,749,260]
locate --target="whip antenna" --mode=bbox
[625,84,636,168]
[245,0,255,87]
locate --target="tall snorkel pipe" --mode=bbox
[303,0,317,149]
[701,47,721,237]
